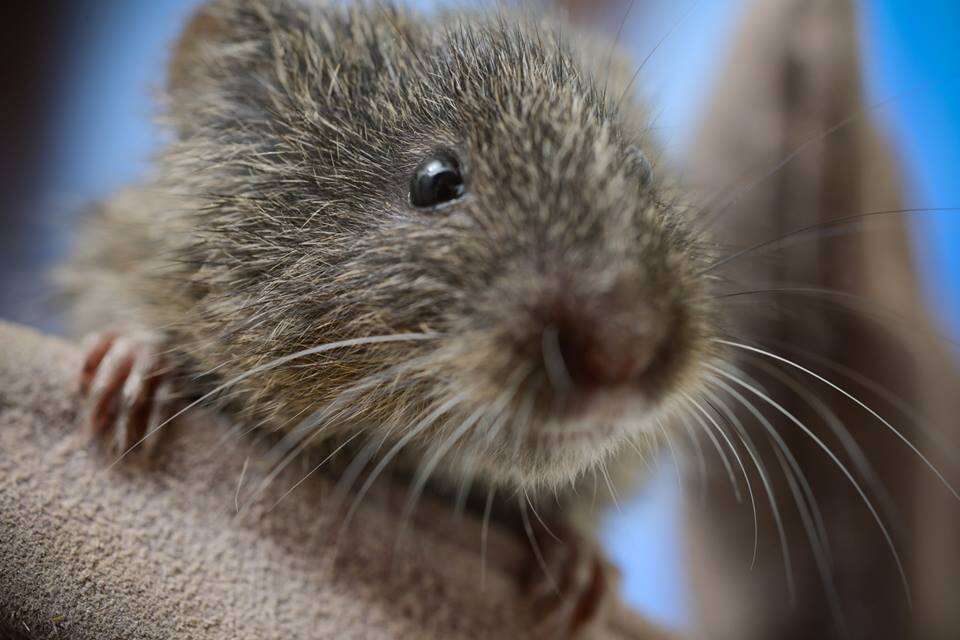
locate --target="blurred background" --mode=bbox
[0,0,957,633]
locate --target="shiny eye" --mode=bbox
[627,146,654,187]
[410,152,466,209]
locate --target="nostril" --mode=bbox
[545,310,662,390]
[580,326,657,387]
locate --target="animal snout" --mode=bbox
[523,287,670,393]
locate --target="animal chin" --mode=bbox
[524,392,656,454]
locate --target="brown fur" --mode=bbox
[60,0,718,501]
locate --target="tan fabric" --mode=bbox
[0,321,667,640]
[685,0,960,638]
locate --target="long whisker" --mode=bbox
[710,370,835,568]
[519,494,558,594]
[480,486,496,592]
[750,358,901,532]
[709,371,846,614]
[264,430,365,514]
[601,0,636,105]
[681,401,742,503]
[338,396,461,538]
[716,339,960,502]
[656,417,684,491]
[454,366,535,516]
[453,458,478,520]
[266,358,424,461]
[247,362,420,505]
[697,89,932,231]
[398,405,487,540]
[599,462,622,513]
[768,340,960,466]
[107,332,439,469]
[674,413,708,501]
[703,386,787,579]
[716,285,960,351]
[615,0,700,111]
[700,208,960,276]
[685,392,759,568]
[709,363,912,608]
[525,487,560,543]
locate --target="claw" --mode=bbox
[527,520,617,639]
[79,332,117,396]
[78,332,169,459]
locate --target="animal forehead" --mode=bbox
[427,17,598,93]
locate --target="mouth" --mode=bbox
[522,388,655,451]
[527,422,618,446]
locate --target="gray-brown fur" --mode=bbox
[62,0,718,502]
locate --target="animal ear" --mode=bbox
[165,0,313,136]
[168,0,273,96]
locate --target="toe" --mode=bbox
[114,350,165,453]
[86,338,136,439]
[79,332,117,396]
[528,523,612,639]
[141,380,174,456]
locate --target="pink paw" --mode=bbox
[78,332,171,458]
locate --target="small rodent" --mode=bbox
[62,0,717,635]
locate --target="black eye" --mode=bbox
[410,152,466,209]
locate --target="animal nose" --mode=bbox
[534,295,667,391]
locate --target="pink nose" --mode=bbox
[529,294,668,391]
[555,322,657,387]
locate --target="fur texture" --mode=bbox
[62,0,718,497]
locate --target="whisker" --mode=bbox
[708,368,853,636]
[769,340,960,466]
[481,368,535,446]
[656,417,684,491]
[264,430,365,514]
[697,88,938,232]
[247,363,418,505]
[235,456,250,514]
[703,387,786,576]
[716,285,960,351]
[338,396,462,540]
[681,400,742,503]
[716,339,960,502]
[615,0,700,112]
[675,413,708,501]
[519,494,558,595]
[601,0,637,103]
[708,363,912,608]
[106,332,439,469]
[453,458,478,520]
[480,486,496,592]
[599,462,622,514]
[710,370,835,569]
[685,393,759,569]
[750,358,901,533]
[398,405,488,540]
[700,208,960,276]
[525,487,560,543]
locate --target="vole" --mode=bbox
[62,0,718,636]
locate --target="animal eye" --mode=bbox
[410,152,466,209]
[627,146,654,187]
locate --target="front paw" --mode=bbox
[78,331,171,459]
[526,521,619,639]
